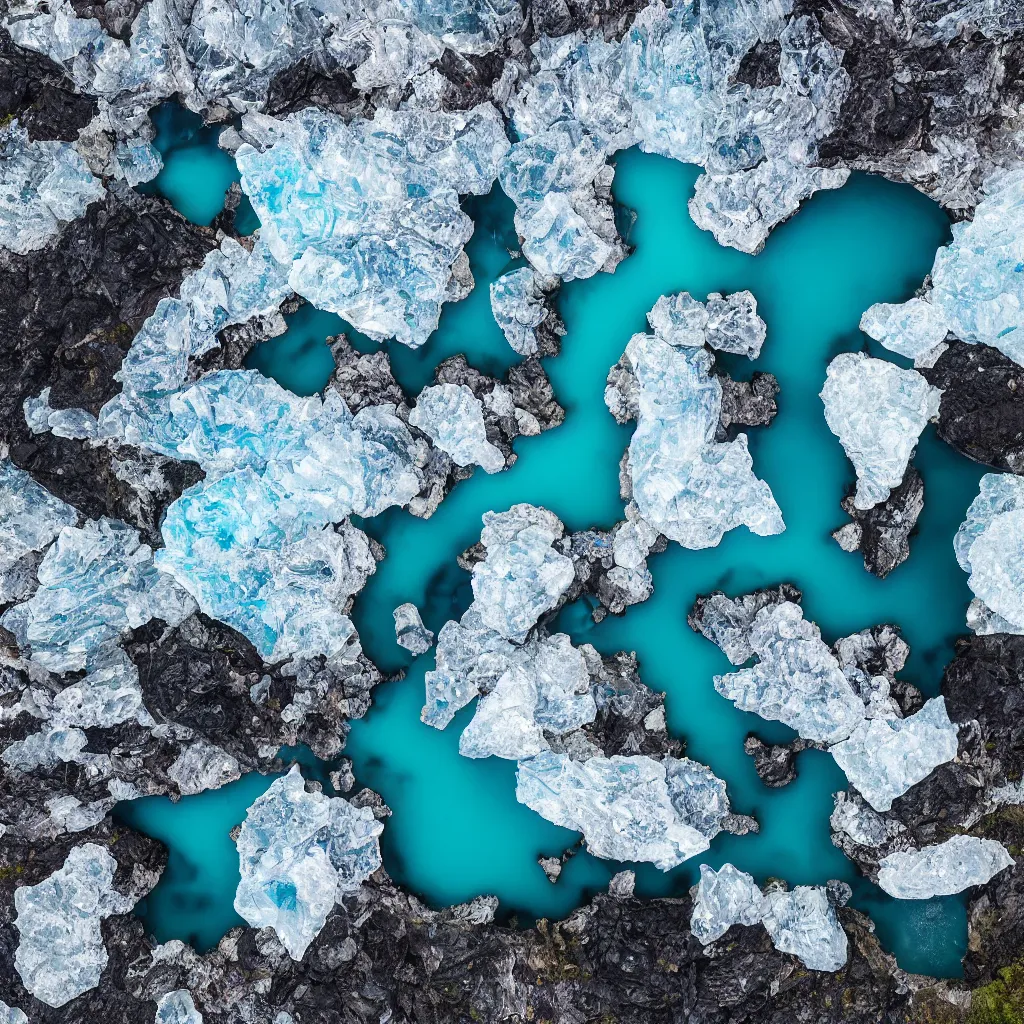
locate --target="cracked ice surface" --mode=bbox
[829,698,960,812]
[761,886,848,972]
[0,120,104,255]
[516,752,731,870]
[1,517,194,673]
[690,864,765,944]
[503,2,849,270]
[858,170,1024,367]
[410,383,505,473]
[955,473,1024,634]
[14,844,135,1007]
[156,990,203,1024]
[821,352,941,510]
[0,459,78,604]
[470,505,575,642]
[458,633,596,760]
[612,298,783,549]
[877,836,1014,899]
[713,603,863,745]
[490,268,552,355]
[394,603,434,654]
[236,105,509,347]
[234,767,383,959]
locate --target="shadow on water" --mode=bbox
[122,136,985,975]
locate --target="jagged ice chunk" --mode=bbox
[394,603,434,654]
[877,836,1014,899]
[410,383,505,474]
[490,268,552,355]
[690,863,765,944]
[156,990,203,1024]
[760,886,848,971]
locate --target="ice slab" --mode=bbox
[877,835,1014,898]
[690,863,765,944]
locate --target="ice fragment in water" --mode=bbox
[690,863,765,944]
[410,383,505,474]
[459,633,595,760]
[490,268,553,355]
[0,120,103,255]
[713,602,864,744]
[470,504,575,642]
[955,473,1024,633]
[14,844,135,1007]
[236,105,509,347]
[877,835,1014,899]
[234,767,383,959]
[613,299,783,548]
[829,697,959,812]
[865,171,1024,366]
[760,886,848,971]
[860,298,949,368]
[156,990,203,1024]
[515,751,729,870]
[821,352,941,510]
[394,603,434,654]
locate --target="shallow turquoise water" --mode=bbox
[120,129,986,976]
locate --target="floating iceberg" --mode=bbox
[829,698,960,812]
[0,459,78,603]
[0,119,103,255]
[2,517,194,673]
[156,990,203,1024]
[458,633,595,760]
[713,602,863,745]
[877,835,1014,899]
[490,268,553,355]
[394,603,434,654]
[234,767,384,959]
[760,886,848,972]
[690,863,765,944]
[955,473,1024,633]
[470,505,575,642]
[516,752,730,870]
[857,170,1024,367]
[821,352,941,510]
[236,105,509,347]
[612,296,783,549]
[14,844,135,1007]
[410,383,505,474]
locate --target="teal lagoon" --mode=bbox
[121,132,984,977]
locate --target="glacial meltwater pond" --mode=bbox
[117,109,985,976]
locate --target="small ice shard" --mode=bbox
[0,458,78,603]
[410,383,505,474]
[829,697,960,812]
[394,603,434,654]
[690,863,765,944]
[613,305,784,549]
[713,602,864,745]
[156,990,203,1024]
[236,105,509,348]
[0,1001,27,1024]
[515,752,730,870]
[760,886,849,972]
[24,387,99,439]
[14,844,135,1007]
[860,298,949,368]
[0,119,104,255]
[234,767,384,960]
[955,473,1024,633]
[868,171,1024,367]
[470,505,575,642]
[2,517,195,673]
[490,268,553,355]
[168,741,242,796]
[458,633,595,760]
[821,352,941,510]
[877,835,1014,899]
[647,291,766,359]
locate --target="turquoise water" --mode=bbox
[119,128,986,975]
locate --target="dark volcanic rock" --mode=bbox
[923,341,1024,473]
[832,466,925,578]
[743,734,815,788]
[718,372,779,434]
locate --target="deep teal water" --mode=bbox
[122,118,987,976]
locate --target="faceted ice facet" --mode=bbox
[690,863,765,944]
